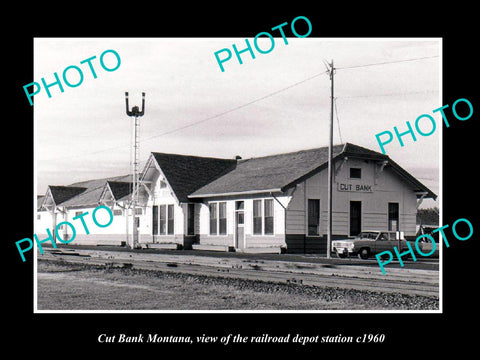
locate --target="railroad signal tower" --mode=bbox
[125,92,145,248]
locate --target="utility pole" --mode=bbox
[326,60,334,259]
[125,92,145,249]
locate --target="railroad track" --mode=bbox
[38,248,440,298]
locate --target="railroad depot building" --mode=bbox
[36,143,436,253]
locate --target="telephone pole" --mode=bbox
[326,60,334,259]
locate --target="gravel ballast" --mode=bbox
[37,259,439,310]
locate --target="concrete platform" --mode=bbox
[192,244,231,252]
[40,243,439,271]
[192,245,282,254]
[141,243,180,250]
[236,247,283,254]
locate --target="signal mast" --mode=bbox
[125,92,145,248]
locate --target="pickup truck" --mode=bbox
[332,231,409,259]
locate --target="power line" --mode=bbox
[336,55,439,70]
[43,71,329,161]
[333,97,343,144]
[338,89,439,99]
[41,55,439,161]
[141,71,329,143]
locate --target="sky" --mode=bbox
[34,38,441,208]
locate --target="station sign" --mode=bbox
[337,183,373,192]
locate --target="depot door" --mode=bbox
[350,201,361,236]
[235,201,245,249]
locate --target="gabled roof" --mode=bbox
[39,143,436,209]
[68,174,132,190]
[44,174,132,209]
[189,142,436,199]
[150,152,237,202]
[37,195,45,210]
[61,174,132,208]
[106,181,132,202]
[48,186,87,206]
[189,144,346,198]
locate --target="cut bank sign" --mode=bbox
[337,183,373,192]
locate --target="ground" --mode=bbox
[36,259,438,311]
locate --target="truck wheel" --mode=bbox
[358,248,370,260]
[337,253,348,258]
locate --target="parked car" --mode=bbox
[332,231,409,259]
[409,231,439,258]
[410,238,440,257]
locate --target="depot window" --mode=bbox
[209,203,217,235]
[308,199,320,236]
[167,205,174,235]
[350,167,362,179]
[253,200,262,235]
[388,202,399,231]
[209,202,227,235]
[253,199,274,235]
[187,203,195,236]
[155,204,174,235]
[152,206,158,235]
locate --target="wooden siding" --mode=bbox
[363,212,388,230]
[401,213,417,234]
[328,211,349,234]
[285,234,326,253]
[285,209,304,234]
[285,157,420,241]
[285,234,348,254]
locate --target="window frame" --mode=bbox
[349,167,362,179]
[264,199,274,235]
[209,201,228,236]
[209,203,218,235]
[388,202,399,232]
[218,202,227,235]
[307,198,321,237]
[253,199,263,235]
[152,205,159,235]
[156,204,175,236]
[159,205,167,235]
[187,203,195,236]
[167,204,174,235]
[252,198,275,236]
